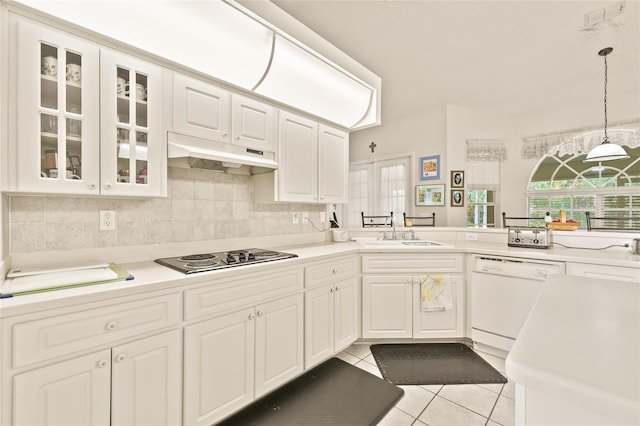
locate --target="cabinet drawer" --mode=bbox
[12,293,181,368]
[185,267,304,320]
[305,256,357,288]
[566,262,640,282]
[362,254,463,274]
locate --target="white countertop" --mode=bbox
[505,274,640,424]
[1,237,638,318]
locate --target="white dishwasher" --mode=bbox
[471,255,565,358]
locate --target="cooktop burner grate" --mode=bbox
[155,248,298,274]
[178,253,217,261]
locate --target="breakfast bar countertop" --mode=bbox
[505,274,640,425]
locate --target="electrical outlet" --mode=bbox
[320,212,326,223]
[302,211,309,224]
[466,233,479,241]
[100,210,116,231]
[292,212,300,224]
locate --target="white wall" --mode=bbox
[351,104,513,227]
[351,84,640,228]
[445,105,512,226]
[350,104,449,222]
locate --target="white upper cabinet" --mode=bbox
[16,18,101,194]
[100,49,164,197]
[11,17,165,197]
[253,111,349,204]
[277,111,319,203]
[172,73,231,143]
[231,94,275,152]
[318,124,349,203]
[172,75,276,153]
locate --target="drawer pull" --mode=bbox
[115,354,126,363]
[97,359,108,368]
[106,321,117,330]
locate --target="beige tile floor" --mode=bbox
[337,343,515,426]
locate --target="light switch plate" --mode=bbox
[292,212,300,224]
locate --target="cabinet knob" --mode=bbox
[106,321,117,330]
[335,286,340,292]
[257,310,264,317]
[248,313,256,320]
[97,359,108,368]
[88,182,97,190]
[222,132,228,138]
[235,136,240,141]
[330,287,335,293]
[115,354,127,363]
[332,269,338,274]
[104,183,113,190]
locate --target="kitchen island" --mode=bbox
[506,274,640,426]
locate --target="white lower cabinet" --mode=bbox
[184,293,304,426]
[362,275,414,339]
[12,330,182,426]
[361,254,464,339]
[304,277,358,369]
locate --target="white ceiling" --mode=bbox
[268,0,640,123]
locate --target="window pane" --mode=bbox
[527,146,639,230]
[379,164,405,217]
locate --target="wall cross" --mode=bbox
[369,142,377,153]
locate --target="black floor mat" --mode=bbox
[370,343,507,386]
[218,357,404,425]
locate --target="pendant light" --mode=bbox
[584,47,630,162]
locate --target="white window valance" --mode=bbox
[466,139,507,161]
[521,119,640,159]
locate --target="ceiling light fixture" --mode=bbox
[584,47,630,162]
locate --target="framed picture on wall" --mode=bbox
[420,155,440,180]
[416,184,445,206]
[451,190,464,207]
[451,170,464,188]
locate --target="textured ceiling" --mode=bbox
[268,0,640,122]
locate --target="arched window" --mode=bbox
[526,146,640,229]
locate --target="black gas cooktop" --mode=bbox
[155,248,298,274]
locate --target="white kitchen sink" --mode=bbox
[357,239,454,248]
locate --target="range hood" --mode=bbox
[167,132,278,170]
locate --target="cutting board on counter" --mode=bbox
[1,264,133,297]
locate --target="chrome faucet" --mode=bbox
[391,216,397,240]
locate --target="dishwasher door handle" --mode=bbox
[533,268,550,278]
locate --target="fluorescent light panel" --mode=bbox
[17,0,274,90]
[255,35,373,128]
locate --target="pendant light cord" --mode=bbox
[603,53,609,143]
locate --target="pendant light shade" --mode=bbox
[584,47,630,163]
[584,141,630,161]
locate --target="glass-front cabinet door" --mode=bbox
[17,19,100,194]
[100,49,163,197]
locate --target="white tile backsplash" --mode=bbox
[8,167,327,254]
